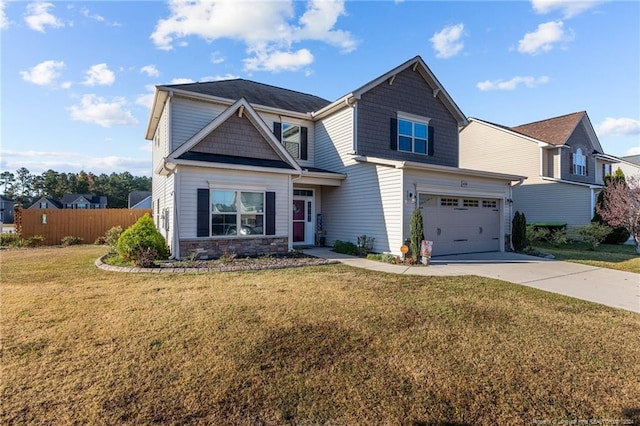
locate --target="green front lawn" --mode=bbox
[2,246,639,424]
[532,242,640,273]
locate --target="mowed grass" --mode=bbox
[533,242,640,273]
[1,246,639,425]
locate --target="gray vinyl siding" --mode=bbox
[512,181,593,227]
[314,107,403,253]
[152,172,174,251]
[152,104,169,173]
[315,107,354,171]
[320,164,403,253]
[356,67,459,167]
[459,121,542,182]
[561,122,597,184]
[171,96,226,152]
[176,166,290,239]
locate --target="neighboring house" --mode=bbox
[146,56,524,259]
[615,155,640,178]
[459,111,619,227]
[128,191,152,209]
[29,194,107,209]
[0,195,15,223]
[28,197,62,209]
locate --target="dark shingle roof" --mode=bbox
[60,194,106,205]
[178,152,295,170]
[511,111,585,146]
[163,79,331,114]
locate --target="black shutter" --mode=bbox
[300,126,308,160]
[427,125,435,156]
[265,192,276,235]
[390,118,398,150]
[585,157,589,176]
[273,122,282,142]
[569,153,574,174]
[197,189,209,237]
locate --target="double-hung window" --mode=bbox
[573,148,586,176]
[395,113,433,155]
[282,123,301,159]
[211,190,264,236]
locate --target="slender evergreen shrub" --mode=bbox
[116,213,169,264]
[511,211,528,252]
[409,209,424,262]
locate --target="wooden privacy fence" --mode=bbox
[16,208,152,245]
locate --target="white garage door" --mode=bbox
[418,194,500,256]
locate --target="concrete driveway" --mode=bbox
[304,248,640,314]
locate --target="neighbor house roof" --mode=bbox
[60,194,107,205]
[128,191,151,208]
[511,111,586,146]
[160,79,331,114]
[621,155,640,166]
[29,197,63,209]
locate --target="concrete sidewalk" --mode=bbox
[304,247,640,314]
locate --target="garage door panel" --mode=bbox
[419,194,501,256]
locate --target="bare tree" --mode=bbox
[596,175,640,254]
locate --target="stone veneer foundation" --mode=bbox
[179,237,288,260]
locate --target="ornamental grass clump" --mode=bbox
[116,213,169,267]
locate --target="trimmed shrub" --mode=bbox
[357,235,375,255]
[577,223,612,250]
[511,211,527,251]
[409,209,424,263]
[333,240,360,256]
[526,225,550,244]
[0,233,21,247]
[25,235,45,247]
[61,236,84,246]
[116,213,169,264]
[105,226,124,253]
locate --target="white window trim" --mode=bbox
[282,122,301,160]
[397,111,431,125]
[397,112,431,156]
[210,189,266,238]
[573,148,586,176]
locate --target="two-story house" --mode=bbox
[29,194,107,209]
[146,56,524,259]
[459,112,619,228]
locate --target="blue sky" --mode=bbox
[1,0,639,177]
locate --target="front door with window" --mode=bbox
[293,190,314,245]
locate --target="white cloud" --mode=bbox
[244,48,313,72]
[625,146,640,156]
[210,51,225,64]
[150,0,356,72]
[200,73,241,82]
[140,65,160,78]
[1,1,10,29]
[596,117,640,137]
[68,95,138,127]
[20,60,66,86]
[135,85,156,110]
[430,23,465,59]
[477,75,550,91]
[171,78,195,84]
[83,63,115,86]
[24,2,64,32]
[0,150,150,176]
[518,20,574,55]
[531,0,601,18]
